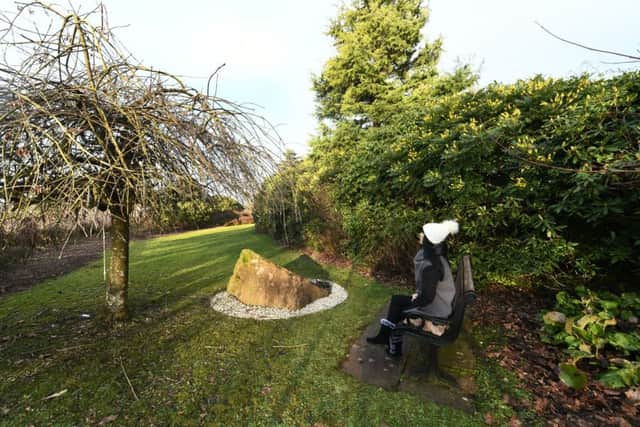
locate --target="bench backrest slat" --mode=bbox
[429,255,474,344]
[462,255,476,305]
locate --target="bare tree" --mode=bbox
[536,22,640,63]
[0,1,280,322]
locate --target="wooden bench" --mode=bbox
[391,255,475,386]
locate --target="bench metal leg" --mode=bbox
[412,344,459,388]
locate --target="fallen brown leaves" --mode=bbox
[470,284,640,426]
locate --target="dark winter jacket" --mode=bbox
[412,247,455,318]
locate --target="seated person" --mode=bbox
[366,220,459,355]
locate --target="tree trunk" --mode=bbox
[106,209,129,322]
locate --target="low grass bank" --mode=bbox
[1,225,489,425]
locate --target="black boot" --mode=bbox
[366,325,390,345]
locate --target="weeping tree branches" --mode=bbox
[0,1,280,321]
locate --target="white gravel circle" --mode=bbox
[210,279,348,320]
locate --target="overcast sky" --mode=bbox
[21,1,640,155]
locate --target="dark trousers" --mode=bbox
[386,294,417,324]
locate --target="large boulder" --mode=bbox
[227,249,329,311]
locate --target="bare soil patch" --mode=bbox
[0,236,108,296]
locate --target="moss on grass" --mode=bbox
[0,225,487,425]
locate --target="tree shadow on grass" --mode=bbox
[283,254,330,281]
[0,288,281,424]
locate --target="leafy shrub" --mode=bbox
[340,200,425,273]
[307,72,640,286]
[138,193,242,234]
[300,189,347,257]
[541,286,640,389]
[253,151,313,246]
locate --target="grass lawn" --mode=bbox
[0,225,501,426]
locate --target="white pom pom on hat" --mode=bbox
[422,220,459,244]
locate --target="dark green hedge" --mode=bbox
[257,72,640,288]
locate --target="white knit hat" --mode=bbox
[422,220,459,244]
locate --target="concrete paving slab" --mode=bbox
[341,305,476,413]
[341,316,406,390]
